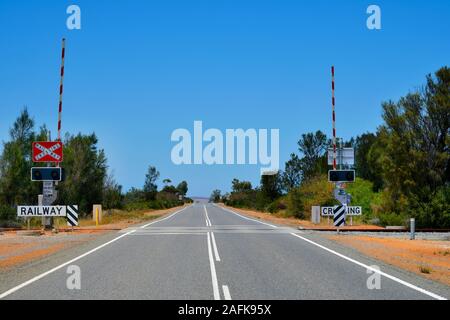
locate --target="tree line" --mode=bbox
[211,67,450,228]
[0,111,190,227]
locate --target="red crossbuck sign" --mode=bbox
[32,142,64,163]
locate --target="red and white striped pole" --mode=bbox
[331,66,337,170]
[57,38,66,142]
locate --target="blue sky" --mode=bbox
[0,0,449,196]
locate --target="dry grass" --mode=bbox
[419,266,432,274]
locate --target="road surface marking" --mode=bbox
[211,232,221,262]
[222,285,232,300]
[0,229,136,299]
[130,232,206,236]
[204,205,212,227]
[289,233,447,301]
[207,232,221,300]
[0,206,193,299]
[216,205,277,228]
[216,204,446,300]
[140,205,190,229]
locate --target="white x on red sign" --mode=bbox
[32,142,64,163]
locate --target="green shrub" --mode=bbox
[286,187,305,218]
[377,212,408,227]
[346,178,382,223]
[0,204,17,223]
[410,186,450,228]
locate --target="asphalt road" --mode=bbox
[1,202,449,300]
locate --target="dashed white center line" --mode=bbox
[207,232,221,300]
[222,285,232,300]
[210,232,221,262]
[204,205,212,227]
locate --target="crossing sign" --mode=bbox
[333,205,346,227]
[32,142,63,163]
[321,206,362,216]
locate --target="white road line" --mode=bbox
[211,232,221,262]
[0,229,136,299]
[140,205,190,229]
[289,233,447,301]
[222,285,232,300]
[216,205,277,228]
[207,232,221,300]
[204,205,212,227]
[130,232,206,236]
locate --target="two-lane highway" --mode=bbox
[1,202,448,300]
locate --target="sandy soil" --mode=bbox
[0,206,184,271]
[326,234,450,286]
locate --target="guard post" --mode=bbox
[410,218,415,240]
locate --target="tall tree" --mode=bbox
[177,180,188,196]
[144,166,159,200]
[375,67,450,226]
[297,130,328,180]
[282,153,302,192]
[0,108,44,207]
[103,171,123,210]
[231,179,252,193]
[57,133,108,215]
[260,172,282,201]
[354,133,383,191]
[209,189,222,203]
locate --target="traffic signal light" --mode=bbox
[328,170,355,183]
[31,167,63,181]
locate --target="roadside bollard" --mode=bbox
[96,207,99,227]
[410,218,415,240]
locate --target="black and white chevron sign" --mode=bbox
[66,205,79,227]
[333,205,346,227]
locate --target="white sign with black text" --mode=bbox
[18,206,67,217]
[321,206,362,216]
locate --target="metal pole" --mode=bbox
[38,194,44,229]
[410,218,415,240]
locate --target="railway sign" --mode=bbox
[333,205,346,227]
[18,206,67,217]
[321,206,362,216]
[17,204,79,227]
[32,142,63,163]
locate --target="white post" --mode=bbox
[410,218,415,240]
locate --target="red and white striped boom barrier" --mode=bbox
[331,66,337,170]
[57,38,66,142]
